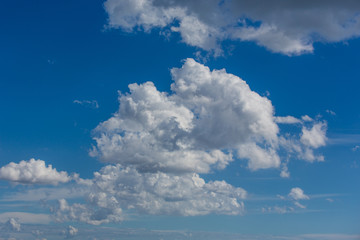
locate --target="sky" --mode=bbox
[0,0,360,239]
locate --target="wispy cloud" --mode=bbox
[73,99,99,109]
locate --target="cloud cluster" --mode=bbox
[54,164,246,224]
[0,159,70,185]
[0,60,327,226]
[104,0,360,55]
[52,59,325,224]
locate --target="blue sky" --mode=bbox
[0,0,360,239]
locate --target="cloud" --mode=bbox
[92,58,326,174]
[4,218,21,232]
[0,159,71,185]
[53,164,246,224]
[104,0,360,55]
[62,225,78,238]
[262,206,294,214]
[300,121,327,148]
[352,145,360,151]
[275,116,301,124]
[326,109,336,116]
[288,187,310,200]
[73,100,99,109]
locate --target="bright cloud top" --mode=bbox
[288,187,310,200]
[104,0,360,55]
[0,159,71,185]
[92,58,326,174]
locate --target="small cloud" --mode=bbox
[5,217,21,232]
[326,198,334,203]
[47,59,55,65]
[352,145,360,151]
[276,194,286,200]
[63,225,78,238]
[275,116,301,124]
[0,158,70,185]
[326,109,336,116]
[288,187,310,200]
[262,206,294,214]
[73,100,99,109]
[294,201,306,209]
[301,115,313,122]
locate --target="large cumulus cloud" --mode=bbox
[104,0,360,55]
[91,58,324,173]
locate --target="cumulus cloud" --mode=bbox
[301,121,327,148]
[62,225,78,238]
[5,218,21,232]
[0,159,71,185]
[53,164,246,224]
[104,0,360,55]
[288,187,310,200]
[92,58,326,174]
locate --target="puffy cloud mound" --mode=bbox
[288,187,310,200]
[0,159,70,185]
[92,58,281,172]
[92,58,325,173]
[5,218,21,232]
[104,0,360,55]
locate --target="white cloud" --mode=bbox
[92,59,326,174]
[104,0,360,55]
[5,218,21,232]
[0,159,71,185]
[301,115,313,122]
[326,109,336,116]
[53,164,247,224]
[262,206,294,214]
[62,225,78,238]
[293,201,306,209]
[73,100,99,109]
[275,116,301,124]
[301,121,327,148]
[288,187,309,200]
[92,58,282,172]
